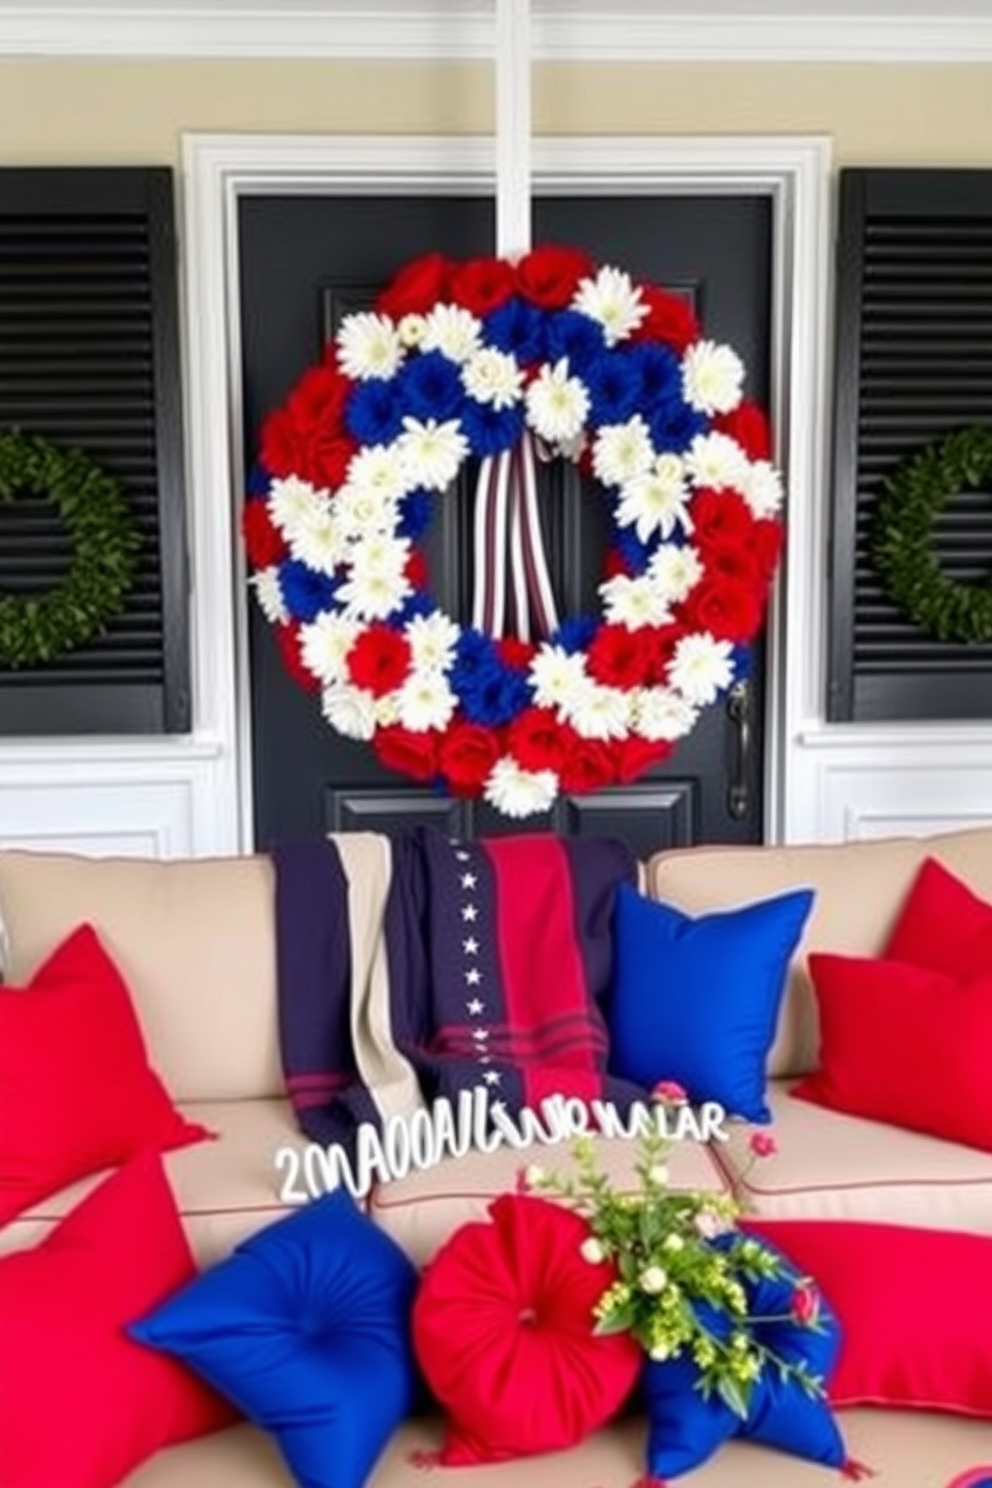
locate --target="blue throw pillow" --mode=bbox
[645,1233,845,1478]
[130,1188,417,1488]
[608,882,814,1121]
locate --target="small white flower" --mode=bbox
[523,1163,546,1190]
[321,683,377,741]
[648,1342,672,1362]
[648,1164,669,1187]
[633,687,699,743]
[396,670,457,732]
[572,265,649,347]
[561,679,631,741]
[251,566,288,626]
[639,1266,668,1295]
[684,431,748,492]
[600,574,672,631]
[269,475,325,535]
[336,311,404,381]
[462,347,525,410]
[681,339,744,415]
[346,444,410,503]
[617,453,692,543]
[740,459,784,519]
[529,644,588,710]
[668,633,735,707]
[286,506,346,573]
[398,313,427,348]
[300,612,361,687]
[580,1237,606,1265]
[484,757,559,819]
[648,544,704,606]
[335,567,410,622]
[525,358,590,445]
[398,417,469,492]
[404,611,460,674]
[593,416,655,490]
[374,692,403,727]
[421,303,483,364]
[663,1233,685,1252]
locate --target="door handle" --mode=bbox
[726,680,751,821]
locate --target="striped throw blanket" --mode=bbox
[274,828,643,1155]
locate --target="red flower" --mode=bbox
[496,636,537,671]
[439,722,501,795]
[690,489,755,553]
[752,518,784,580]
[791,1283,820,1328]
[259,408,305,478]
[749,1131,778,1158]
[680,577,764,643]
[405,550,430,590]
[241,499,286,568]
[346,624,413,696]
[374,725,438,783]
[558,734,615,794]
[515,245,595,308]
[612,735,673,784]
[276,623,320,694]
[587,624,655,689]
[703,544,765,588]
[304,432,358,492]
[631,285,700,351]
[639,624,686,684]
[507,707,569,774]
[286,364,352,433]
[376,252,452,319]
[715,400,772,461]
[449,256,517,317]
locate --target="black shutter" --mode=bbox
[0,168,190,735]
[828,168,992,722]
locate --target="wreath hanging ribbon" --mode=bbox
[243,245,785,818]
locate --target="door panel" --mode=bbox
[239,192,772,853]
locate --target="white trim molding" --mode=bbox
[2,3,991,63]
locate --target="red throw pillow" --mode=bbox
[0,1155,234,1488]
[412,1193,641,1463]
[792,953,992,1152]
[0,923,209,1224]
[740,1219,992,1417]
[885,857,992,979]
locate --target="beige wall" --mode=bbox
[0,60,990,166]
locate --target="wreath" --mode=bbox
[873,425,992,646]
[0,431,140,669]
[244,245,785,818]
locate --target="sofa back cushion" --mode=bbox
[0,851,280,1100]
[645,826,992,1077]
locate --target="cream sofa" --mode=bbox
[1,826,991,1488]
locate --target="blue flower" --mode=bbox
[483,298,546,365]
[390,591,436,627]
[583,349,643,427]
[397,487,434,541]
[247,463,271,496]
[460,399,525,457]
[344,377,406,445]
[544,310,606,374]
[649,398,708,455]
[460,664,532,727]
[613,525,653,575]
[551,614,599,653]
[627,342,682,406]
[278,560,338,622]
[451,628,498,687]
[397,350,466,423]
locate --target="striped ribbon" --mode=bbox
[471,430,559,642]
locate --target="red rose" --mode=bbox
[752,518,784,579]
[405,550,430,590]
[703,545,765,588]
[241,499,286,568]
[715,400,771,461]
[374,725,438,784]
[680,577,764,643]
[690,489,755,553]
[507,707,569,773]
[612,736,673,784]
[449,256,516,317]
[346,624,412,696]
[276,623,320,694]
[639,624,686,684]
[587,624,655,689]
[496,636,537,670]
[259,408,304,478]
[300,431,358,492]
[558,734,615,794]
[630,285,700,351]
[376,253,452,319]
[286,364,352,434]
[439,722,501,795]
[515,245,594,308]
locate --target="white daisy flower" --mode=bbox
[405,611,460,674]
[681,339,745,416]
[374,692,403,727]
[525,358,590,445]
[462,347,525,410]
[600,574,672,631]
[251,566,288,626]
[336,312,404,381]
[268,475,325,535]
[529,644,589,710]
[648,544,704,605]
[684,431,748,492]
[348,533,410,581]
[617,453,692,543]
[592,416,655,489]
[333,485,401,543]
[398,417,469,492]
[561,679,631,741]
[484,757,559,820]
[396,670,457,732]
[321,683,377,741]
[421,304,483,364]
[286,506,346,574]
[335,567,410,622]
[572,266,649,347]
[668,633,735,706]
[633,687,699,742]
[299,612,361,687]
[346,444,410,503]
[740,459,784,519]
[398,313,428,348]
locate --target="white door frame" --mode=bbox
[180,132,832,852]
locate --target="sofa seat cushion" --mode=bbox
[369,1134,731,1268]
[118,1412,992,1488]
[0,1099,308,1269]
[716,1082,992,1232]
